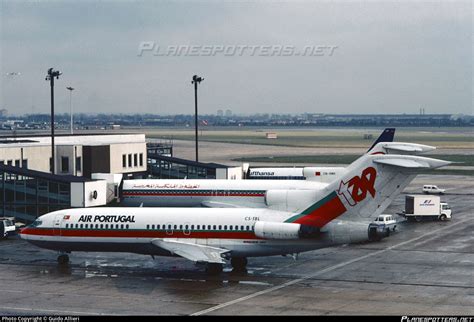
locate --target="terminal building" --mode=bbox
[0,134,147,178]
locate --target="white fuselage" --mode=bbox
[121,179,328,207]
[20,207,342,257]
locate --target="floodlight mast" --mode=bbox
[45,68,62,174]
[66,87,75,135]
[192,75,204,162]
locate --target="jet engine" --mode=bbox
[254,221,320,240]
[325,220,390,244]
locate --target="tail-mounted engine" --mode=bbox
[254,221,320,240]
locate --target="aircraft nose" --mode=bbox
[19,227,30,239]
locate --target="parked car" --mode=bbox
[423,185,445,194]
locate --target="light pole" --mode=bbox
[192,75,204,162]
[66,87,75,134]
[45,68,62,174]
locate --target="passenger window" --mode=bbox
[246,226,249,231]
[126,224,129,229]
[121,224,124,229]
[65,224,68,228]
[152,225,155,229]
[241,225,244,230]
[224,225,227,230]
[80,224,83,229]
[229,225,233,230]
[168,225,172,230]
[219,225,222,230]
[105,224,108,229]
[213,225,216,230]
[185,225,188,230]
[100,224,103,229]
[191,225,194,230]
[174,225,177,230]
[157,225,160,230]
[196,225,200,230]
[180,225,183,230]
[147,224,149,229]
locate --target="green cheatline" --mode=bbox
[285,192,337,223]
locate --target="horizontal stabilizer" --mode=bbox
[151,238,229,264]
[374,156,451,169]
[381,142,436,154]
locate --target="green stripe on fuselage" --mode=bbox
[284,191,337,223]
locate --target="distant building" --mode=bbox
[225,109,232,117]
[217,109,224,117]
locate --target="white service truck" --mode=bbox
[401,195,452,222]
[0,217,16,239]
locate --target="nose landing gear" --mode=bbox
[57,254,69,265]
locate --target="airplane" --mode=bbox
[121,140,436,210]
[20,151,449,274]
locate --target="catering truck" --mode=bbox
[401,195,452,222]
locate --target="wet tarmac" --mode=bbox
[0,175,473,315]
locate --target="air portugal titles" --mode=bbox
[78,215,136,223]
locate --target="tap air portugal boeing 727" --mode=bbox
[21,150,449,274]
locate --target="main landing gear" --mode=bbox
[231,257,248,273]
[205,257,248,275]
[206,263,223,275]
[57,253,70,265]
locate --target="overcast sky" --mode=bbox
[0,0,472,116]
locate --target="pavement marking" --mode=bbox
[191,218,472,316]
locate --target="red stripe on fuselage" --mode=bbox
[293,195,347,228]
[21,227,259,240]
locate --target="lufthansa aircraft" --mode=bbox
[20,150,449,274]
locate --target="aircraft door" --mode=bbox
[53,215,62,236]
[183,222,191,236]
[165,222,174,236]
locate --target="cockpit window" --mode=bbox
[30,219,42,227]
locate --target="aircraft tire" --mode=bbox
[57,254,69,265]
[231,257,248,272]
[206,263,223,275]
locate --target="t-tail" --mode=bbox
[367,128,396,152]
[286,149,450,230]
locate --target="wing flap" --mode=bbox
[151,238,229,264]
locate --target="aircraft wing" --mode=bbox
[151,238,229,264]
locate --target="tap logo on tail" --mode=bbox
[337,167,376,206]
